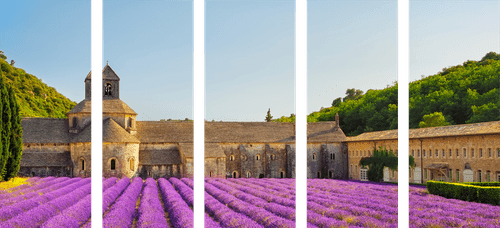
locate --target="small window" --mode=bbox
[105,83,112,96]
[488,148,492,158]
[471,148,475,158]
[230,155,234,161]
[331,153,335,160]
[435,149,438,158]
[317,171,321,178]
[478,170,482,182]
[364,151,366,156]
[312,153,317,161]
[423,150,426,157]
[329,171,333,178]
[111,159,116,170]
[73,117,78,128]
[81,159,85,171]
[246,172,251,178]
[456,169,460,182]
[130,158,135,171]
[456,149,459,157]
[442,149,445,158]
[463,148,467,158]
[280,171,284,178]
[128,118,133,128]
[412,150,414,157]
[210,171,213,177]
[233,171,238,178]
[449,149,452,158]
[417,150,420,157]
[480,148,483,158]
[270,154,275,160]
[256,155,260,161]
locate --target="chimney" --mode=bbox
[10,60,15,67]
[335,113,339,128]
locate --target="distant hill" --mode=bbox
[275,52,499,136]
[0,52,76,118]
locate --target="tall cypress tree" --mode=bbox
[5,85,22,180]
[0,75,3,181]
[0,76,11,181]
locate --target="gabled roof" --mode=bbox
[205,122,295,143]
[67,99,137,115]
[20,151,72,167]
[72,118,139,143]
[307,122,347,143]
[85,64,120,81]
[345,121,500,142]
[21,118,71,144]
[136,121,193,143]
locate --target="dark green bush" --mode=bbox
[427,181,500,206]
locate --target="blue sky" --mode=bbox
[1,0,497,121]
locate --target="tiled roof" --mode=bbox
[20,151,72,167]
[72,118,139,143]
[139,148,182,165]
[85,64,120,81]
[136,121,345,143]
[346,121,500,141]
[67,99,136,115]
[154,143,224,158]
[21,118,71,144]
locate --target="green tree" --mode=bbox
[343,88,364,102]
[409,155,415,167]
[4,85,22,180]
[359,147,397,182]
[466,103,499,124]
[331,97,342,107]
[265,108,273,122]
[0,76,11,180]
[419,112,450,128]
[0,51,6,61]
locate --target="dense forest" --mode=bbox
[0,51,76,118]
[275,52,499,136]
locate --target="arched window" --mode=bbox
[312,153,317,161]
[280,171,284,178]
[331,153,335,160]
[73,117,78,128]
[210,171,213,177]
[256,155,260,161]
[230,155,234,161]
[233,171,238,178]
[471,148,475,158]
[111,159,116,170]
[246,172,251,178]
[81,159,85,171]
[270,154,275,160]
[130,158,135,171]
[329,171,333,178]
[480,148,483,158]
[105,83,112,96]
[317,171,321,178]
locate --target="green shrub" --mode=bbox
[427,181,500,206]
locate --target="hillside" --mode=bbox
[0,51,76,118]
[275,52,499,136]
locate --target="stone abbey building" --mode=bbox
[19,65,500,182]
[19,65,349,179]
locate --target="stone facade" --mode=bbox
[346,122,500,183]
[19,65,499,181]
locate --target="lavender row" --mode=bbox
[0,178,91,228]
[212,178,353,227]
[0,177,85,221]
[164,177,220,228]
[102,177,130,213]
[40,177,125,228]
[221,179,295,208]
[158,178,192,228]
[0,177,73,208]
[103,177,143,228]
[0,177,60,201]
[136,178,169,227]
[204,190,262,228]
[205,181,295,228]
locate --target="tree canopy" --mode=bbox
[419,112,450,128]
[0,51,76,118]
[359,147,397,182]
[275,52,499,136]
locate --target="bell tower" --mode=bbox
[84,61,120,100]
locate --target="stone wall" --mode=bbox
[23,143,70,153]
[205,157,226,178]
[18,166,72,177]
[102,142,140,178]
[137,164,182,179]
[347,134,500,183]
[70,142,92,177]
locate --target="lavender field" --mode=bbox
[4,176,500,228]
